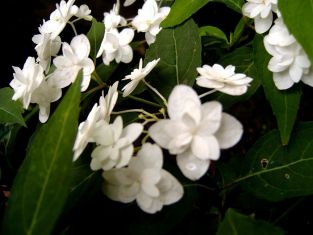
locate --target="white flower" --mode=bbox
[242,0,277,34]
[50,34,95,91]
[264,18,313,89]
[10,57,45,109]
[40,0,79,39]
[102,143,184,214]
[31,80,62,123]
[104,0,126,30]
[124,0,137,7]
[75,4,92,21]
[122,58,160,97]
[96,28,134,65]
[90,116,143,171]
[99,81,119,122]
[73,104,105,161]
[196,64,253,96]
[149,85,243,180]
[132,0,170,45]
[32,32,61,73]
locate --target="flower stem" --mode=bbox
[82,84,105,101]
[91,72,105,85]
[68,22,78,36]
[142,79,168,106]
[198,89,217,98]
[118,91,162,108]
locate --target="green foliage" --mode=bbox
[145,19,201,98]
[279,1,313,64]
[87,18,105,61]
[217,209,284,235]
[228,122,313,201]
[0,87,26,126]
[161,0,212,27]
[2,74,82,235]
[213,0,244,13]
[253,35,301,145]
[199,26,229,48]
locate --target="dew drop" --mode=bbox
[260,158,269,169]
[284,173,290,180]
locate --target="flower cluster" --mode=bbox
[243,0,313,90]
[8,0,252,214]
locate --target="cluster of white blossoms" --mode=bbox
[9,0,249,214]
[242,0,313,90]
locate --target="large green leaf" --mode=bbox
[253,35,301,145]
[278,1,313,64]
[87,18,105,61]
[145,19,201,98]
[2,73,82,235]
[213,0,244,13]
[0,87,26,126]
[225,122,313,201]
[161,0,211,28]
[205,46,259,109]
[217,209,284,235]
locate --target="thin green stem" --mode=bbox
[199,89,217,99]
[118,90,162,108]
[91,72,105,85]
[68,22,78,36]
[142,78,168,107]
[82,84,105,101]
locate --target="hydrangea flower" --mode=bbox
[40,0,79,39]
[75,4,92,21]
[32,32,61,73]
[30,80,62,123]
[132,0,170,45]
[91,116,143,171]
[196,64,253,96]
[102,143,184,214]
[99,81,119,122]
[50,34,95,91]
[104,0,126,30]
[10,57,45,109]
[149,85,243,180]
[242,0,277,34]
[96,28,134,65]
[264,18,313,89]
[122,58,160,97]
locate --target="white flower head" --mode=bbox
[96,28,134,65]
[73,104,103,161]
[122,58,160,97]
[196,64,253,96]
[32,32,62,73]
[149,85,243,180]
[102,143,184,214]
[31,80,62,123]
[75,4,92,21]
[10,57,45,109]
[104,0,127,30]
[99,81,119,122]
[40,0,79,39]
[132,0,170,45]
[50,34,95,91]
[90,116,143,171]
[242,0,277,34]
[264,18,313,90]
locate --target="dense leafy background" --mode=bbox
[1,0,313,234]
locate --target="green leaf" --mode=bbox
[278,1,313,63]
[95,62,118,83]
[0,87,26,126]
[161,0,211,28]
[213,0,244,13]
[206,46,259,109]
[2,73,82,235]
[226,122,313,201]
[199,26,229,47]
[230,16,250,47]
[253,35,301,145]
[217,208,284,235]
[87,18,105,61]
[145,19,201,98]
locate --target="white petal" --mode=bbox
[116,145,133,168]
[136,192,162,214]
[199,101,222,134]
[168,85,201,120]
[71,34,90,60]
[215,113,243,149]
[191,135,220,160]
[177,151,210,181]
[141,168,161,197]
[254,13,273,34]
[273,71,295,90]
[122,123,143,143]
